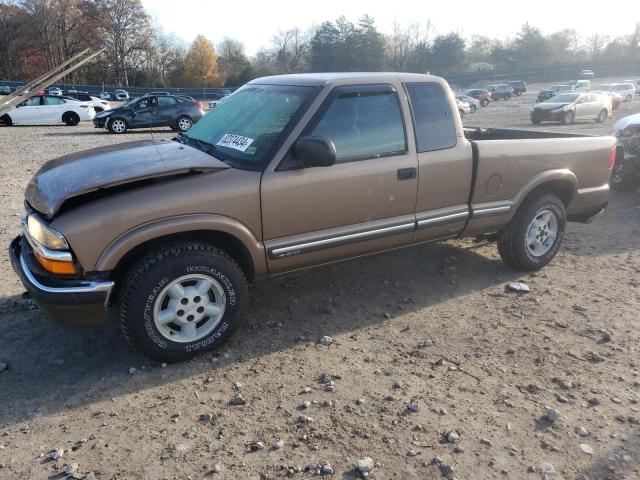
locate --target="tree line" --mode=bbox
[1,0,639,88]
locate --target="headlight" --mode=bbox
[27,214,69,251]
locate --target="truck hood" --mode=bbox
[614,113,640,133]
[533,102,571,111]
[25,140,229,218]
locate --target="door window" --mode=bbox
[405,82,457,153]
[158,96,177,106]
[43,96,64,105]
[310,87,406,161]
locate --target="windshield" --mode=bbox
[181,84,316,169]
[547,93,579,103]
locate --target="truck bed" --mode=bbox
[464,126,587,141]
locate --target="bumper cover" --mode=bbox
[9,236,114,327]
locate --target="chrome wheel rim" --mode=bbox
[112,120,125,133]
[526,209,558,256]
[178,117,191,131]
[153,274,226,343]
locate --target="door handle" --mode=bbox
[397,167,417,181]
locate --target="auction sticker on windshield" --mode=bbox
[217,134,254,152]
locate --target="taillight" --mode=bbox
[608,146,618,170]
[195,102,203,109]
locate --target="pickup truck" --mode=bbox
[9,72,615,362]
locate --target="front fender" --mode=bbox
[95,214,267,278]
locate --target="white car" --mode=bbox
[565,79,591,91]
[64,93,111,112]
[456,95,480,113]
[600,83,636,102]
[0,95,95,126]
[623,79,640,94]
[48,87,62,96]
[456,99,471,117]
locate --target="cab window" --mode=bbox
[405,82,457,153]
[310,86,406,161]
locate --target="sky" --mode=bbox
[142,0,639,55]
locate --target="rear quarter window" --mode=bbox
[405,82,457,153]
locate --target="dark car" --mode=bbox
[459,88,492,106]
[144,91,171,96]
[487,84,514,100]
[537,84,575,102]
[93,94,205,133]
[509,80,527,96]
[0,86,11,95]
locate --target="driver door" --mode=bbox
[260,83,419,275]
[131,96,157,127]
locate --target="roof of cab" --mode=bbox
[248,72,445,87]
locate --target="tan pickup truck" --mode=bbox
[10,73,616,362]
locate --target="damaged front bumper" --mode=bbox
[9,235,114,327]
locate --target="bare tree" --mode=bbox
[271,27,308,73]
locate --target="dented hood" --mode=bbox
[26,140,229,218]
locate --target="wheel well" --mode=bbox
[109,230,255,297]
[527,179,575,208]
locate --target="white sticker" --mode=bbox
[216,133,254,152]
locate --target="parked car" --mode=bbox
[208,92,231,109]
[593,91,622,110]
[487,84,513,100]
[0,86,11,95]
[99,92,113,101]
[144,91,170,96]
[64,92,111,112]
[48,87,62,96]
[456,99,471,117]
[115,89,129,100]
[9,72,615,362]
[459,88,492,106]
[93,94,204,133]
[565,79,590,91]
[622,79,640,93]
[610,113,640,191]
[580,70,595,78]
[599,83,636,102]
[508,80,527,96]
[0,95,95,126]
[456,94,480,113]
[530,92,610,125]
[537,84,575,102]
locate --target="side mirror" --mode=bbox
[293,136,336,168]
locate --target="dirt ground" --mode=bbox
[1,80,639,480]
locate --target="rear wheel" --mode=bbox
[481,99,489,107]
[119,242,248,362]
[596,109,607,123]
[108,118,128,134]
[62,111,80,126]
[498,193,566,271]
[176,115,192,132]
[561,111,574,125]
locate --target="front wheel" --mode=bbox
[497,193,566,271]
[108,118,128,134]
[118,242,248,362]
[0,114,12,126]
[596,109,607,123]
[561,111,574,125]
[470,104,477,113]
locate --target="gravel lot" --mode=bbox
[0,80,639,480]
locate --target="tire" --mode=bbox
[470,104,477,113]
[505,94,511,100]
[481,99,489,107]
[561,111,574,125]
[63,112,80,126]
[595,109,607,123]
[531,117,541,125]
[0,114,12,126]
[119,242,248,362]
[108,117,128,134]
[176,115,192,132]
[497,193,566,271]
[610,160,640,192]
